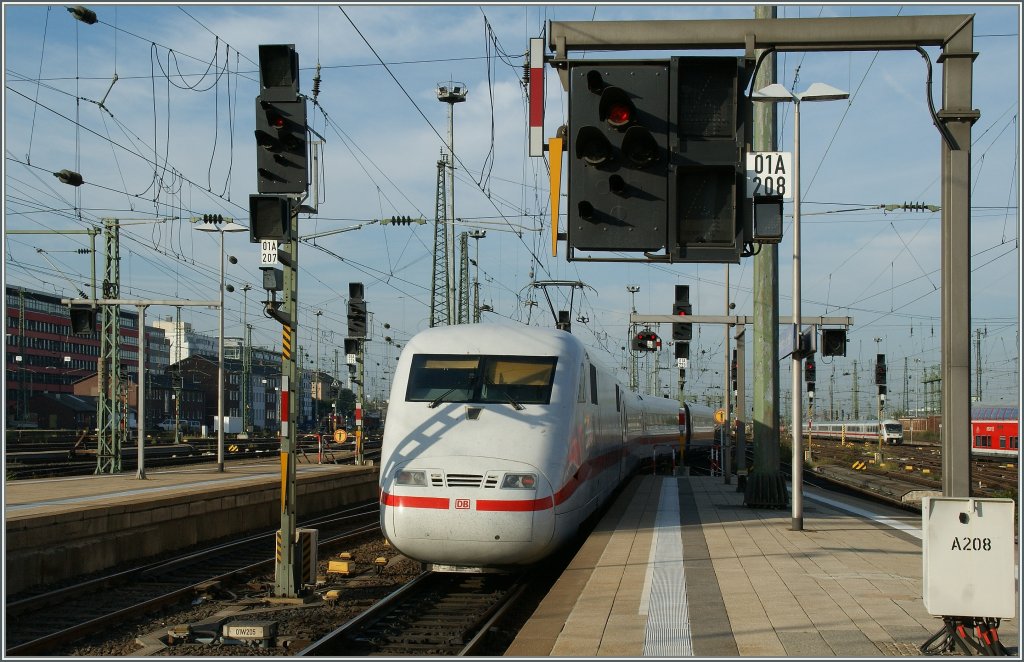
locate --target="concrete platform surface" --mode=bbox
[507,473,1019,657]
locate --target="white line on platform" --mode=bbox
[642,477,694,656]
[802,488,923,540]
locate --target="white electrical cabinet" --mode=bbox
[922,496,1017,618]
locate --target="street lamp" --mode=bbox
[314,310,322,432]
[241,284,252,438]
[194,218,247,472]
[752,81,849,532]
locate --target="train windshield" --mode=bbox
[884,423,903,433]
[406,354,558,406]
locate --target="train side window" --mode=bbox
[999,436,1006,448]
[590,364,598,404]
[1011,437,1019,450]
[578,363,586,403]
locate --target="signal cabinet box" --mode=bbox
[922,497,1016,618]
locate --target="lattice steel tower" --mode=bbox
[457,231,470,324]
[436,81,467,325]
[430,154,450,327]
[96,218,125,474]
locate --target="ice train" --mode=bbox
[807,419,905,445]
[379,324,700,572]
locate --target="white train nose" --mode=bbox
[381,460,557,567]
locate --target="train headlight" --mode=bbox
[501,473,537,489]
[396,470,427,486]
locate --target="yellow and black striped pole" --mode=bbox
[274,215,300,597]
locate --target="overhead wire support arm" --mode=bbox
[299,220,378,241]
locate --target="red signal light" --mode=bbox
[598,86,636,129]
[606,103,632,127]
[271,115,285,129]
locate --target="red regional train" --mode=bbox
[970,404,1019,459]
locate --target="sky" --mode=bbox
[2,2,1020,417]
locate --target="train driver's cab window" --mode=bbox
[406,356,479,405]
[481,357,557,406]
[406,354,557,407]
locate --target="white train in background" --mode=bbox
[807,419,904,445]
[379,324,687,573]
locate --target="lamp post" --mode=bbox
[314,310,322,432]
[752,82,848,532]
[194,218,247,472]
[240,284,252,438]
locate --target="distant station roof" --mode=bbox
[971,404,1019,421]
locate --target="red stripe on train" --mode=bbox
[380,493,450,509]
[476,496,554,512]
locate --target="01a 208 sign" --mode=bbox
[745,152,792,199]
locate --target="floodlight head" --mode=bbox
[221,221,249,233]
[796,82,850,102]
[751,83,796,103]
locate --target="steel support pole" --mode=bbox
[446,105,457,325]
[241,285,251,438]
[940,26,976,497]
[275,205,300,598]
[790,99,804,530]
[734,326,747,492]
[136,304,147,479]
[357,342,365,465]
[746,4,786,509]
[217,230,225,473]
[723,265,731,485]
[315,311,321,432]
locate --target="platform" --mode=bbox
[506,473,1020,657]
[4,460,378,596]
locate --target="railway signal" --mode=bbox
[672,56,751,263]
[568,61,669,252]
[347,300,367,338]
[874,354,887,385]
[249,195,292,242]
[731,349,738,394]
[347,282,367,339]
[631,330,661,352]
[255,44,308,194]
[672,284,692,341]
[565,56,751,263]
[68,304,97,335]
[821,328,847,357]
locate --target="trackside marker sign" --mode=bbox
[529,38,545,157]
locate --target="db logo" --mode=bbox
[455,499,470,510]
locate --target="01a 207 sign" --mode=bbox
[745,152,792,199]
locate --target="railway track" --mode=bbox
[4,501,381,656]
[801,435,1018,497]
[301,571,530,656]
